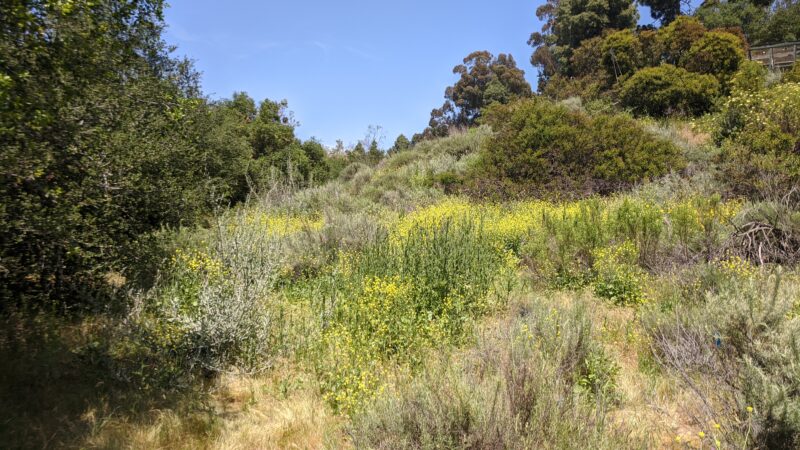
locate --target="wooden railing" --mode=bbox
[748,42,799,70]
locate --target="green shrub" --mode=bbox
[601,30,644,82]
[526,199,607,288]
[730,60,768,93]
[541,73,606,101]
[785,63,800,83]
[570,36,606,79]
[620,64,720,116]
[610,198,664,265]
[659,16,708,64]
[591,242,648,306]
[412,125,492,158]
[638,29,665,67]
[121,207,320,385]
[716,82,800,199]
[681,31,745,87]
[315,215,515,413]
[475,98,683,196]
[717,82,800,141]
[351,298,632,449]
[577,346,622,404]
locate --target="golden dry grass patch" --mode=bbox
[212,368,348,450]
[80,365,348,450]
[589,297,705,448]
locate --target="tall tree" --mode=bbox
[389,134,411,154]
[529,0,639,86]
[422,51,532,139]
[697,0,800,45]
[0,0,222,303]
[367,140,383,165]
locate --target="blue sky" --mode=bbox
[164,1,658,148]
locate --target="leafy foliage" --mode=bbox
[389,134,411,154]
[681,31,745,88]
[620,64,720,116]
[420,51,532,140]
[0,4,330,306]
[601,30,645,82]
[639,0,683,24]
[696,0,800,46]
[529,0,639,87]
[0,0,213,304]
[716,82,800,199]
[472,98,684,196]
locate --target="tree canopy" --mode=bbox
[419,51,532,141]
[0,1,331,305]
[529,0,639,85]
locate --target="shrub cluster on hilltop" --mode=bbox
[465,98,684,197]
[533,16,748,114]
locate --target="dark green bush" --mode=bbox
[0,4,333,308]
[681,31,745,88]
[600,29,644,82]
[0,0,218,305]
[658,16,708,65]
[473,98,684,197]
[620,64,720,116]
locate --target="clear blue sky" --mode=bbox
[163,1,659,148]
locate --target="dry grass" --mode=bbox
[80,363,347,450]
[675,123,710,149]
[588,297,708,448]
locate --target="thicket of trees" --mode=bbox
[410,0,799,203]
[0,1,331,306]
[527,0,797,106]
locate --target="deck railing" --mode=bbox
[748,42,799,70]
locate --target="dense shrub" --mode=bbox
[638,29,665,67]
[474,98,684,196]
[659,16,708,65]
[540,73,605,101]
[591,241,648,305]
[785,64,800,84]
[730,60,769,93]
[620,65,720,116]
[570,36,605,78]
[0,2,332,307]
[314,213,517,413]
[600,30,644,82]
[716,82,800,199]
[126,209,311,377]
[0,1,213,305]
[681,31,745,87]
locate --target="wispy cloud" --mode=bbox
[343,45,379,62]
[310,41,329,50]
